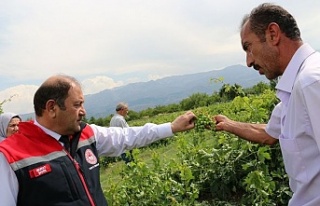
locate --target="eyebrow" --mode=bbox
[8,123,19,126]
[242,42,250,51]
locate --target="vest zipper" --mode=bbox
[66,151,96,206]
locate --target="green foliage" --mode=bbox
[194,112,215,132]
[219,83,245,101]
[106,148,200,206]
[127,110,140,121]
[243,81,270,95]
[102,88,291,205]
[180,93,212,111]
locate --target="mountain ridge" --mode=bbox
[84,64,266,118]
[20,64,266,119]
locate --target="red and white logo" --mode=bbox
[85,149,97,165]
[29,164,52,178]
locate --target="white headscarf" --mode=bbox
[0,112,21,141]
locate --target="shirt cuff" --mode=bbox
[157,123,174,138]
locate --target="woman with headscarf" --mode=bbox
[0,112,21,142]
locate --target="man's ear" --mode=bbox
[46,100,57,118]
[267,22,280,45]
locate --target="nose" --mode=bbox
[80,106,86,116]
[246,53,254,68]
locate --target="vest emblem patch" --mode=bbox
[29,163,52,178]
[85,149,97,165]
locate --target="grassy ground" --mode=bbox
[99,109,216,202]
[100,129,215,196]
[100,138,180,192]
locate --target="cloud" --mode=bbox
[0,1,261,84]
[0,75,126,114]
[82,76,124,94]
[0,0,319,115]
[0,85,38,114]
[0,1,319,86]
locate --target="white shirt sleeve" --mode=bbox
[303,80,320,151]
[91,123,173,157]
[265,102,282,139]
[0,152,18,206]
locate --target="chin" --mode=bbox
[265,73,278,80]
[73,125,81,133]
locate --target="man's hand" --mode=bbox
[171,111,196,133]
[214,114,231,131]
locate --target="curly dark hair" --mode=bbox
[241,3,301,42]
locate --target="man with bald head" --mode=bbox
[0,74,196,206]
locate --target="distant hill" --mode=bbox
[84,64,266,118]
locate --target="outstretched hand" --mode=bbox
[213,114,234,131]
[214,114,231,131]
[171,111,196,133]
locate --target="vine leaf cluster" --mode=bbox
[194,113,215,133]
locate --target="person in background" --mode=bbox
[110,102,129,128]
[110,102,133,163]
[0,74,196,206]
[214,3,320,206]
[0,112,21,142]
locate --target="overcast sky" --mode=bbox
[1,0,319,114]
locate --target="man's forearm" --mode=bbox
[224,121,277,145]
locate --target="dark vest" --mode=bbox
[0,121,108,206]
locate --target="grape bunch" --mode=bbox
[194,113,215,132]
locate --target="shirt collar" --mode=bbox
[276,43,315,94]
[34,119,62,141]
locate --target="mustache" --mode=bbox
[253,64,261,71]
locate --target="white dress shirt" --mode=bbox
[266,43,320,206]
[109,113,129,128]
[0,121,173,205]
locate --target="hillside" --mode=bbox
[84,64,266,118]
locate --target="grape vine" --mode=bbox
[194,113,215,132]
